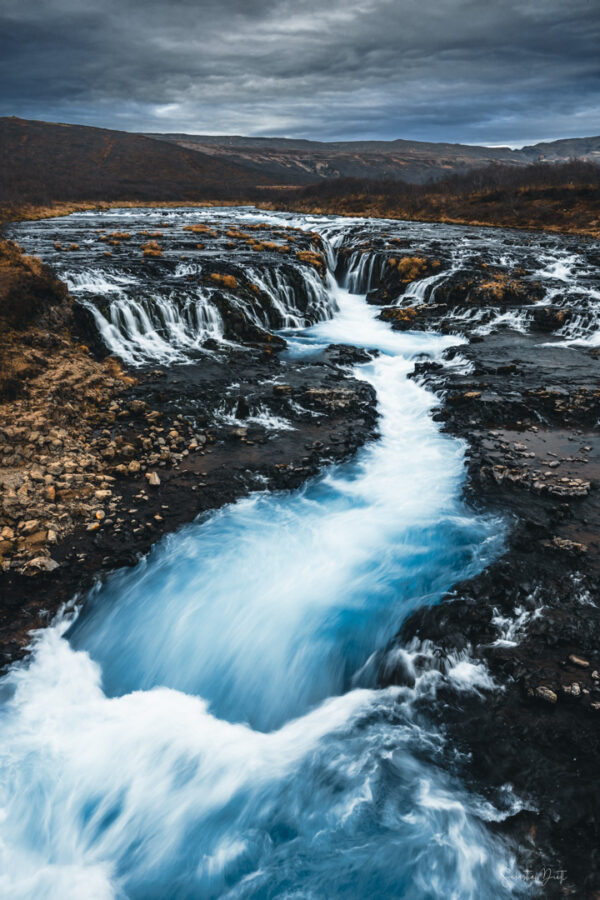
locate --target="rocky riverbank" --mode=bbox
[367,256,600,895]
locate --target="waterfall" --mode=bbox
[245,263,338,330]
[342,250,388,294]
[65,259,338,363]
[77,286,224,365]
[401,268,454,305]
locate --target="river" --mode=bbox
[5,206,592,898]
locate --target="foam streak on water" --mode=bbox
[0,213,530,899]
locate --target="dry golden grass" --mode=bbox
[184,223,216,236]
[141,240,163,258]
[388,256,428,281]
[210,273,237,290]
[478,273,522,300]
[295,250,324,270]
[102,356,137,386]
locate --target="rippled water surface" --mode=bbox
[2,208,584,898]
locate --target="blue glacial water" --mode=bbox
[0,219,528,899]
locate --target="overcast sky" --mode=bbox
[1,0,598,145]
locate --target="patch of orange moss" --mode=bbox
[388,256,428,281]
[141,240,163,258]
[210,273,237,290]
[184,223,217,236]
[295,250,324,270]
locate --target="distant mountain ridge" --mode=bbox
[145,132,600,185]
[1,117,599,215]
[0,117,277,206]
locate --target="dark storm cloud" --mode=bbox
[0,0,599,143]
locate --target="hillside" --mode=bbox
[0,117,275,211]
[259,160,600,236]
[146,132,600,185]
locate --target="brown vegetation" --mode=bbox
[295,250,325,270]
[210,273,238,289]
[184,223,217,236]
[141,240,163,257]
[388,256,429,281]
[0,240,69,335]
[261,161,600,237]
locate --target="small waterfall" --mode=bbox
[66,256,339,363]
[245,263,338,330]
[341,250,388,294]
[80,286,224,365]
[246,267,300,328]
[401,268,454,305]
[320,232,338,272]
[552,288,600,346]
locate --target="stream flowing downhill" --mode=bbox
[6,208,590,899]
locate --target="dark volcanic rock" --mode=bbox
[433,267,544,307]
[379,290,600,893]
